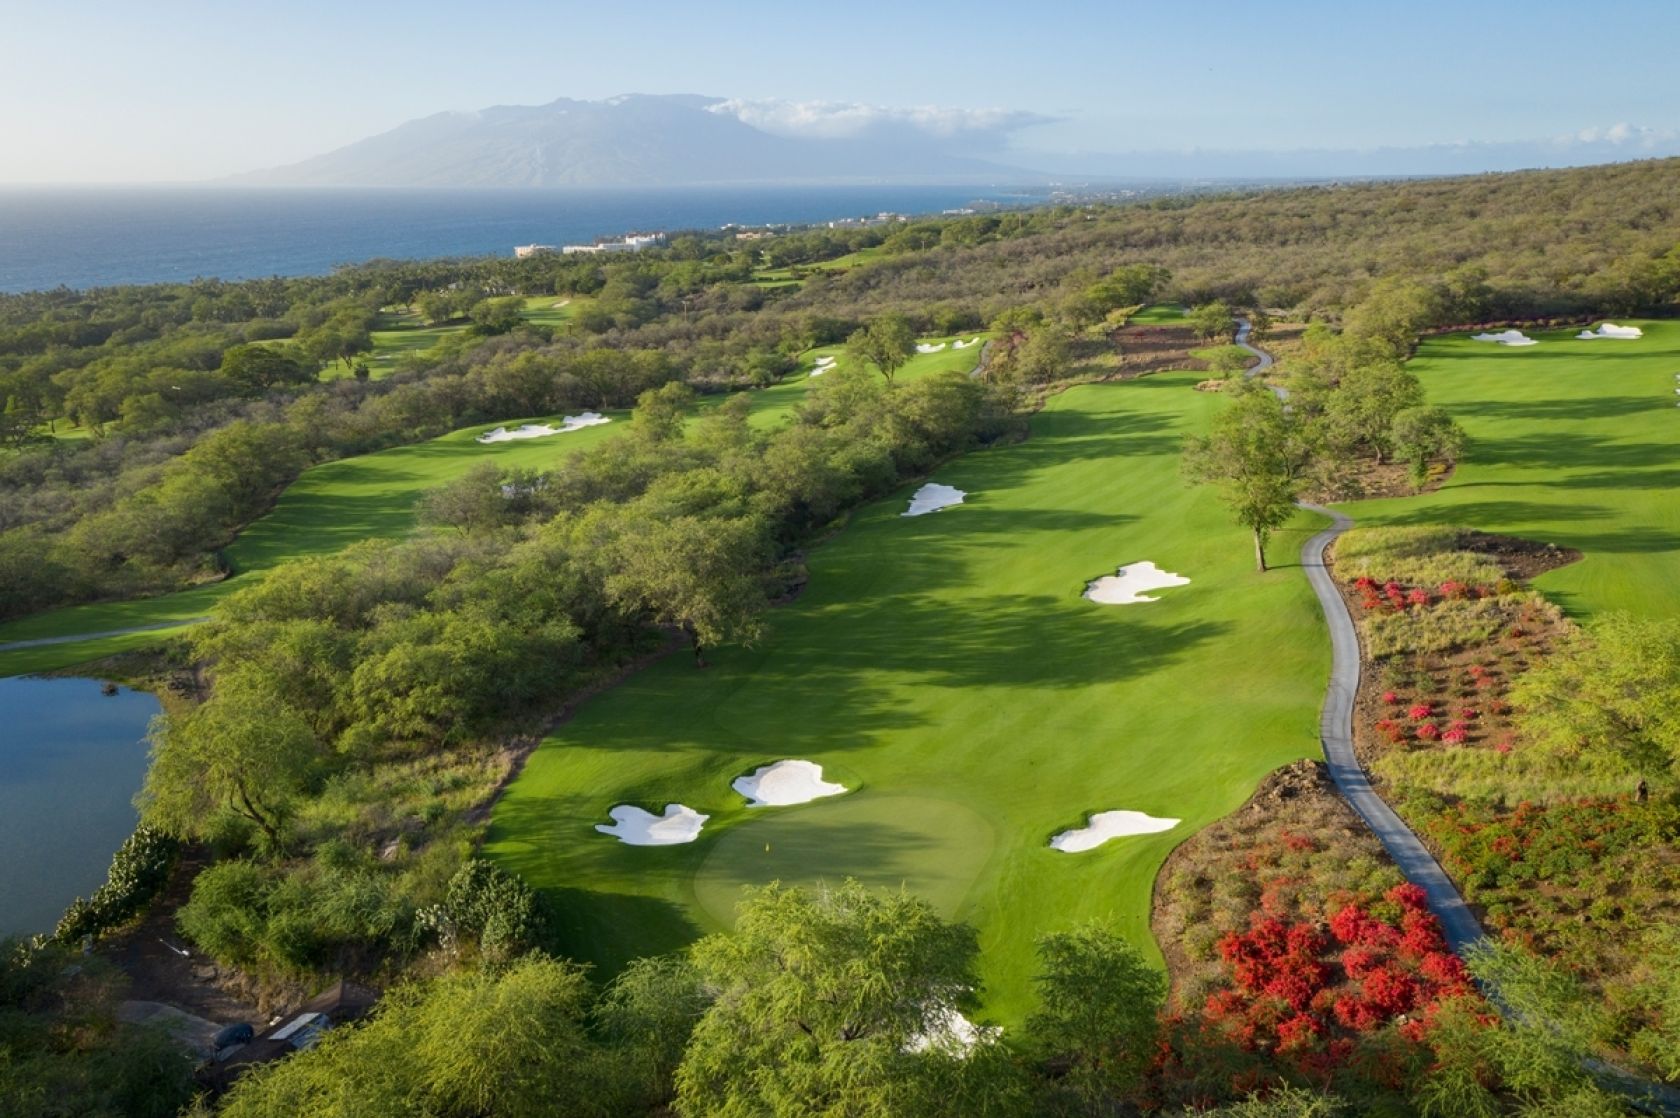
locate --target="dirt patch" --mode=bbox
[1457,530,1582,582]
[1110,323,1207,376]
[1150,759,1401,1005]
[1303,457,1456,503]
[99,847,271,1024]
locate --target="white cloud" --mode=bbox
[1561,122,1673,148]
[708,98,1051,145]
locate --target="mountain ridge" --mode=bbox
[232,94,1039,188]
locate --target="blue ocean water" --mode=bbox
[0,185,1041,293]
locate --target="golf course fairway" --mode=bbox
[0,339,984,675]
[485,373,1330,1022]
[1343,320,1680,619]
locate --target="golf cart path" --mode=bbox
[0,616,209,655]
[1296,505,1486,953]
[1232,317,1495,950]
[1237,318,1680,1114]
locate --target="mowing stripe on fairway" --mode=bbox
[0,340,985,676]
[485,373,1330,1023]
[1342,320,1680,619]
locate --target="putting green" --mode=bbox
[485,374,1329,1021]
[1343,320,1680,619]
[0,339,986,675]
[693,793,998,927]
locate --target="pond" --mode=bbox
[0,676,158,937]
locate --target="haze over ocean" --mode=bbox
[0,185,1039,293]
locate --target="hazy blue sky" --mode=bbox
[3,0,1677,182]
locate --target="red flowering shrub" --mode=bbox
[1407,703,1433,720]
[1382,690,1401,705]
[1457,707,1479,721]
[1415,722,1441,741]
[1442,728,1468,744]
[1406,587,1431,608]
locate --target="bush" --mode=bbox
[419,859,547,961]
[52,825,178,944]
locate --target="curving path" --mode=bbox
[1296,505,1486,953]
[1236,317,1680,1115]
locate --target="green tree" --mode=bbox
[596,509,769,666]
[1189,301,1237,343]
[1319,361,1424,462]
[846,313,917,383]
[1389,404,1466,489]
[1183,381,1311,571]
[219,343,312,393]
[675,881,1006,1118]
[630,381,695,444]
[1027,924,1165,1114]
[1248,308,1275,345]
[1511,612,1680,777]
[469,296,525,335]
[138,669,322,846]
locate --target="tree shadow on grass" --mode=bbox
[1467,395,1659,422]
[1466,433,1678,471]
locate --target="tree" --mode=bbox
[1248,308,1275,345]
[674,881,1009,1117]
[630,381,695,444]
[1183,381,1311,571]
[0,393,46,448]
[1511,612,1680,777]
[219,343,312,393]
[1027,924,1165,1114]
[597,509,769,666]
[846,313,917,383]
[1189,300,1237,343]
[469,296,525,335]
[138,669,322,846]
[1389,405,1465,489]
[1319,361,1424,462]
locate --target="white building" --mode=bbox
[514,244,557,258]
[560,231,667,255]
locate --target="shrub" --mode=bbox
[53,825,179,944]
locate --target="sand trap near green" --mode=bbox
[693,794,996,927]
[485,374,1329,1021]
[0,340,988,675]
[1342,319,1680,619]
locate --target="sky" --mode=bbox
[2,0,1678,183]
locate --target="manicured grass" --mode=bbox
[1129,303,1188,324]
[518,295,583,329]
[0,339,988,674]
[1342,320,1680,619]
[485,373,1329,1022]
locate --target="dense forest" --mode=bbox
[4,158,1680,1117]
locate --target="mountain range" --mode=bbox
[234,94,1033,188]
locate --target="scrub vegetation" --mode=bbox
[5,158,1680,1115]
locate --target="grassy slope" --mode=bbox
[485,373,1328,1023]
[1342,320,1680,619]
[0,339,986,675]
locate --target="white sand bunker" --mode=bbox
[951,336,982,349]
[1577,323,1643,340]
[906,1007,997,1055]
[595,804,709,846]
[733,760,847,807]
[1083,561,1190,605]
[1050,810,1180,853]
[916,342,947,353]
[1471,329,1538,347]
[809,355,837,377]
[902,482,966,516]
[476,412,611,443]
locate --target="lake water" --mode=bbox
[0,676,158,937]
[0,184,1044,293]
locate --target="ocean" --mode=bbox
[0,184,1044,294]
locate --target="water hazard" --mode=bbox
[0,676,158,936]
